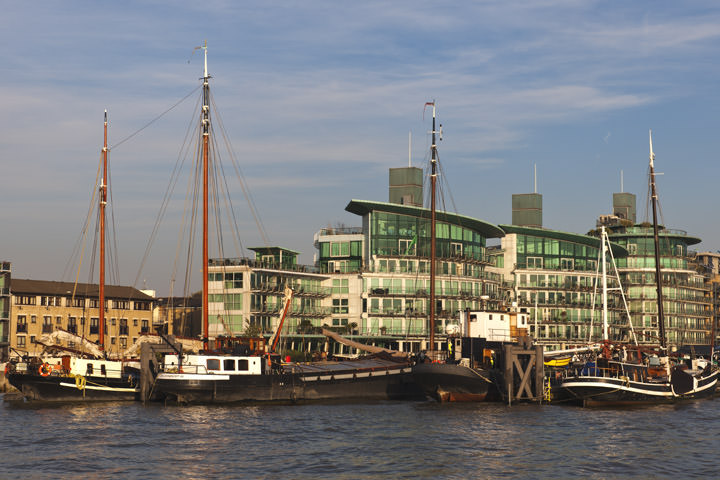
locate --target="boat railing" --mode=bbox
[163,364,210,375]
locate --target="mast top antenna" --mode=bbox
[649,129,655,168]
[191,40,209,79]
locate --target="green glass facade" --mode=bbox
[607,225,711,346]
[499,226,632,346]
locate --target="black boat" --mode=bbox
[151,44,423,404]
[559,132,719,406]
[155,349,419,404]
[6,112,141,402]
[560,349,719,406]
[6,355,139,402]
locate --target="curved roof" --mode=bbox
[499,224,629,257]
[346,200,505,239]
[605,224,702,246]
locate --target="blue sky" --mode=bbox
[3,1,720,295]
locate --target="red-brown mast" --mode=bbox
[201,41,210,351]
[99,110,107,349]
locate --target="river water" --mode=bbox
[2,395,719,479]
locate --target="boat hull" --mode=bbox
[155,361,422,404]
[561,368,719,407]
[6,373,138,402]
[411,362,491,402]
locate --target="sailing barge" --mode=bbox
[6,112,141,402]
[151,43,422,404]
[559,132,719,406]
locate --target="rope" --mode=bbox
[110,86,200,150]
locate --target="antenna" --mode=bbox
[649,129,655,168]
[621,170,624,193]
[408,131,412,167]
[534,163,537,193]
[191,40,209,78]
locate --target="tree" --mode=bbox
[243,319,263,338]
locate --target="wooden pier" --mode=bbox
[502,337,544,404]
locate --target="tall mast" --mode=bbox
[601,226,609,341]
[201,41,210,351]
[99,110,108,350]
[427,101,438,351]
[649,130,667,349]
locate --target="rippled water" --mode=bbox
[3,395,720,479]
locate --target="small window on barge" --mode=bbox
[238,359,249,371]
[223,359,235,371]
[207,359,221,371]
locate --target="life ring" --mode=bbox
[39,363,52,377]
[75,375,86,390]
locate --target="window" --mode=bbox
[238,359,249,371]
[16,315,27,333]
[207,359,221,371]
[89,299,99,308]
[15,295,36,305]
[72,297,85,308]
[86,364,94,375]
[112,300,129,310]
[527,257,543,269]
[119,337,127,349]
[399,238,416,256]
[68,317,77,334]
[628,244,638,255]
[90,318,99,335]
[43,316,53,334]
[141,320,149,333]
[17,336,26,347]
[561,258,574,270]
[328,260,349,273]
[223,359,235,371]
[41,296,59,306]
[330,242,350,257]
[223,272,243,289]
[450,242,463,256]
[56,316,62,325]
[31,315,37,324]
[119,319,128,335]
[30,336,35,344]
[133,319,138,327]
[134,301,151,311]
[333,299,349,314]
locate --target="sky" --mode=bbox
[3,1,720,296]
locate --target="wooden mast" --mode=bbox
[428,101,438,351]
[649,130,667,349]
[99,110,107,350]
[201,41,210,351]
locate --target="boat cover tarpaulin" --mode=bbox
[321,328,400,355]
[289,355,409,374]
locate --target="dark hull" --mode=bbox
[156,365,423,404]
[561,369,719,407]
[6,373,138,402]
[411,363,491,402]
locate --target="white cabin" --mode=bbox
[459,307,529,342]
[163,354,264,375]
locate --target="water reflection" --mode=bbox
[3,396,720,479]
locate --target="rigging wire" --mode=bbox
[210,93,271,246]
[130,94,202,293]
[109,86,201,151]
